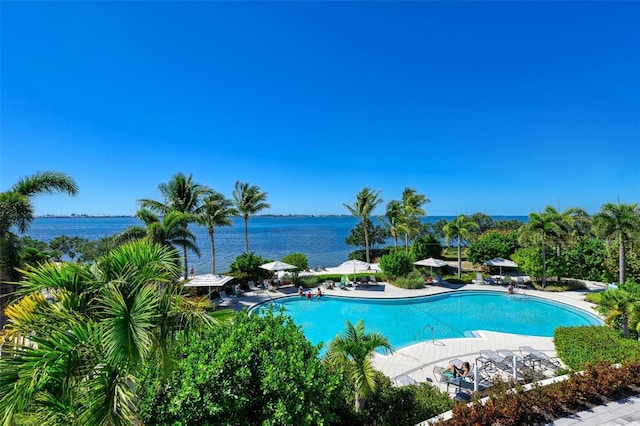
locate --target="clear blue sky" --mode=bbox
[2,1,639,217]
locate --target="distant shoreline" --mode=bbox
[36,214,528,219]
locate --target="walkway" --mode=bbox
[227,279,640,425]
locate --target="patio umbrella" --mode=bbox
[183,274,235,295]
[339,259,371,281]
[259,261,297,272]
[414,257,448,276]
[484,258,518,277]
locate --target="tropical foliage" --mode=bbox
[139,308,345,425]
[326,319,394,412]
[518,207,564,287]
[344,187,383,263]
[198,191,237,274]
[409,234,443,261]
[139,173,210,279]
[466,230,519,265]
[232,181,270,253]
[443,215,479,278]
[228,251,272,285]
[379,249,414,278]
[593,203,640,285]
[0,240,213,425]
[0,171,78,283]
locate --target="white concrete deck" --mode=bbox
[232,278,605,391]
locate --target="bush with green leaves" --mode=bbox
[563,238,607,281]
[394,269,426,289]
[409,234,442,262]
[466,230,518,265]
[379,249,413,278]
[138,308,348,426]
[282,252,308,271]
[357,371,453,426]
[554,325,640,371]
[229,251,273,284]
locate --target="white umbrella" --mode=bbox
[339,260,371,281]
[183,274,234,288]
[414,257,448,276]
[484,258,518,276]
[259,261,297,271]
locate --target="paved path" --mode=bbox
[229,279,640,425]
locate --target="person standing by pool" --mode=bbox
[315,287,322,298]
[298,286,304,296]
[306,290,312,300]
[190,266,195,278]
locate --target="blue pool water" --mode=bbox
[257,291,602,351]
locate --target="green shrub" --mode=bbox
[380,250,413,277]
[394,270,426,289]
[585,292,602,304]
[282,252,308,271]
[358,372,453,426]
[554,325,640,371]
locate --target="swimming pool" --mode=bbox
[256,291,602,351]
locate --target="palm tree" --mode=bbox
[232,181,270,253]
[519,210,563,288]
[0,240,214,425]
[593,203,640,285]
[326,319,393,412]
[599,288,640,338]
[344,187,383,263]
[443,215,479,279]
[116,209,200,260]
[379,200,403,250]
[198,191,237,274]
[0,171,78,281]
[139,173,210,278]
[399,188,430,252]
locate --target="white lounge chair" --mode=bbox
[519,346,562,370]
[472,272,485,285]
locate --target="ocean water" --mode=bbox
[24,216,526,273]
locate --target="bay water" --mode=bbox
[25,216,525,274]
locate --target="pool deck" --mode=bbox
[230,279,604,389]
[229,280,640,425]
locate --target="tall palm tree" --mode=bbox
[344,187,383,263]
[199,191,237,274]
[115,209,200,260]
[519,210,563,288]
[399,188,430,252]
[0,171,78,281]
[443,215,479,279]
[0,240,214,425]
[139,173,210,278]
[232,181,270,253]
[326,319,393,412]
[593,202,640,285]
[379,200,403,250]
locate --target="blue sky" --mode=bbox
[2,1,639,217]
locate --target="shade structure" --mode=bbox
[339,259,371,270]
[183,274,234,287]
[484,258,518,276]
[414,257,448,276]
[259,261,297,271]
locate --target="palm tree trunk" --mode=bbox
[183,245,188,279]
[209,227,216,274]
[393,236,398,250]
[457,236,462,279]
[355,392,365,412]
[541,243,547,288]
[243,215,249,253]
[363,219,370,263]
[619,239,626,285]
[404,234,409,253]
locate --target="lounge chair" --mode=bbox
[479,349,512,372]
[516,276,527,288]
[369,275,377,285]
[433,366,462,393]
[435,274,446,285]
[472,272,485,285]
[519,346,562,370]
